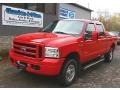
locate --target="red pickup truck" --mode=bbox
[9,19,117,86]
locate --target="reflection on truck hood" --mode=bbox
[14,32,77,46]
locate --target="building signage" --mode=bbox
[2,5,43,27]
[59,7,75,19]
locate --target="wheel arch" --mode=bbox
[65,52,81,66]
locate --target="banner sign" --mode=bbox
[2,5,43,27]
[59,7,75,19]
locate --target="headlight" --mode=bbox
[45,47,59,58]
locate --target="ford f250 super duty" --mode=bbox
[9,19,117,86]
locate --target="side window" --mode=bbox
[85,23,95,40]
[96,24,105,36]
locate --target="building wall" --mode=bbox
[43,13,57,27]
[0,4,38,36]
[59,3,91,19]
[0,3,91,36]
[0,4,57,36]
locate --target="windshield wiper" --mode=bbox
[54,31,68,34]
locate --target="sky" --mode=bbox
[78,0,120,18]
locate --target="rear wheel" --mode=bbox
[104,48,114,62]
[59,58,78,86]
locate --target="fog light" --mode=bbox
[31,65,40,70]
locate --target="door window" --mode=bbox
[85,23,95,40]
[96,24,105,36]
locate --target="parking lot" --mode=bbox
[0,46,120,88]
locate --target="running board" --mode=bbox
[83,58,104,70]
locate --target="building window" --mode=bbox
[25,3,45,12]
[4,3,26,9]
[36,3,45,12]
[27,3,37,11]
[3,3,56,14]
[45,3,56,15]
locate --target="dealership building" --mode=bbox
[0,3,92,36]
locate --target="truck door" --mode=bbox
[96,24,107,54]
[82,23,99,63]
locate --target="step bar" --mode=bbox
[83,58,104,70]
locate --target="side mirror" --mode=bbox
[92,31,98,41]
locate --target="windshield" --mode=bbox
[43,20,84,35]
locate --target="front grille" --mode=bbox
[13,46,36,53]
[14,51,36,58]
[13,42,42,58]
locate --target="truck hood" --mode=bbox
[14,32,78,47]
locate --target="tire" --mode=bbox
[59,58,78,86]
[104,47,114,62]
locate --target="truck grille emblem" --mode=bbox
[21,48,26,52]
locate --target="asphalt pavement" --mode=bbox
[0,46,120,88]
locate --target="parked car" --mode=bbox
[9,19,117,86]
[109,31,120,45]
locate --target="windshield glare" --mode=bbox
[43,20,84,35]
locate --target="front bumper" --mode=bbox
[9,49,65,76]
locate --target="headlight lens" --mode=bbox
[45,47,59,58]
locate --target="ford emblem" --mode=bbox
[21,48,26,52]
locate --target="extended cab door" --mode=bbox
[82,23,99,63]
[96,24,108,54]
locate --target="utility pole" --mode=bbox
[88,3,89,8]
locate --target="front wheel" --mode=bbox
[59,58,78,86]
[104,48,114,62]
